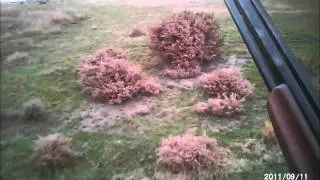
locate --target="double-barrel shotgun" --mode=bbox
[224,0,320,179]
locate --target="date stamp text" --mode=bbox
[264,173,308,180]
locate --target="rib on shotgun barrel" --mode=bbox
[224,0,320,178]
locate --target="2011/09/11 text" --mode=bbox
[264,173,307,180]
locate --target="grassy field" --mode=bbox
[2,0,317,179]
[262,0,320,91]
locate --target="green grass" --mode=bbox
[262,0,320,92]
[243,62,269,99]
[0,1,303,179]
[0,131,166,180]
[0,135,36,179]
[0,5,167,112]
[209,125,262,146]
[1,60,85,111]
[173,87,206,108]
[229,161,288,180]
[218,15,248,55]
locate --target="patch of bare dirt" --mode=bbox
[71,96,157,133]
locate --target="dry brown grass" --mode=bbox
[0,5,87,60]
[22,98,46,120]
[1,8,86,37]
[33,133,77,170]
[262,121,276,141]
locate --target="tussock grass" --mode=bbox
[22,98,46,121]
[33,133,77,170]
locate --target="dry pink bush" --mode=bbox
[93,47,127,60]
[200,67,254,100]
[138,77,161,96]
[164,62,202,79]
[195,102,210,113]
[156,134,230,173]
[207,95,242,116]
[33,133,77,170]
[149,11,222,79]
[78,58,142,104]
[78,47,161,104]
[195,94,242,116]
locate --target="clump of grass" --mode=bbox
[262,121,276,142]
[22,98,46,120]
[33,133,77,170]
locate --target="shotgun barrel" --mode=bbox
[224,0,320,177]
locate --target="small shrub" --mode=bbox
[207,95,242,116]
[78,58,141,104]
[156,134,230,173]
[195,94,242,116]
[200,67,254,99]
[78,47,160,104]
[138,77,161,96]
[262,121,276,141]
[149,11,222,79]
[94,47,127,60]
[194,102,209,113]
[22,98,46,120]
[164,62,202,79]
[33,133,77,170]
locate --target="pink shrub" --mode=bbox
[156,134,230,173]
[78,48,161,104]
[195,102,209,113]
[149,11,222,79]
[207,94,242,116]
[164,62,202,79]
[200,67,254,99]
[95,47,127,60]
[79,58,141,104]
[138,77,161,96]
[195,94,242,116]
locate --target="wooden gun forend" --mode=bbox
[224,0,320,176]
[268,84,319,179]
